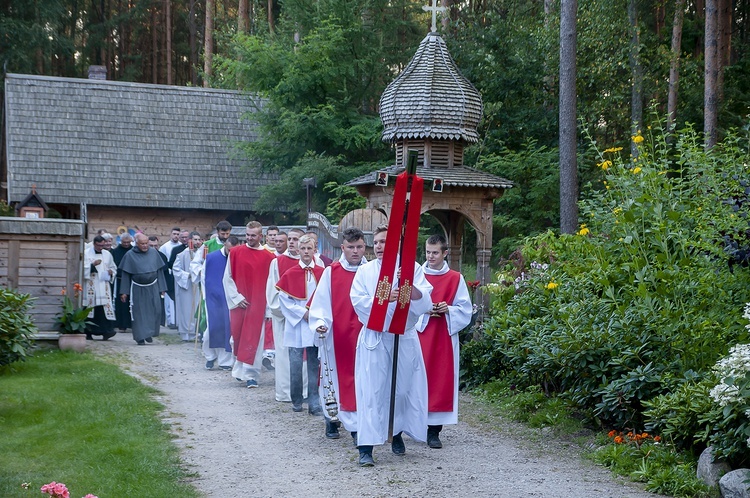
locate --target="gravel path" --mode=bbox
[91,330,661,498]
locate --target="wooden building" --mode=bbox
[0,217,85,336]
[3,73,274,242]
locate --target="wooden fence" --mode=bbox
[0,218,84,337]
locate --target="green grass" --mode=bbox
[0,350,200,498]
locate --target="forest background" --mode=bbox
[4,0,747,259]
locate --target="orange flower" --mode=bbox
[61,288,67,296]
[607,430,617,438]
[73,283,83,292]
[653,436,661,442]
[613,436,624,444]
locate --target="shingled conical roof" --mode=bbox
[379,32,482,144]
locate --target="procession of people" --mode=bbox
[88,219,474,467]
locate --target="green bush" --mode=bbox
[699,342,750,467]
[0,288,37,367]
[479,123,750,430]
[642,373,714,453]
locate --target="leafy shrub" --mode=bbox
[699,341,750,467]
[479,123,750,430]
[594,431,714,497]
[642,373,714,453]
[0,288,37,367]
[459,334,508,390]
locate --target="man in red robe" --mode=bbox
[223,221,275,388]
[417,234,473,448]
[308,227,367,439]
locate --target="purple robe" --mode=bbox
[205,249,231,351]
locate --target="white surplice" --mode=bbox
[417,261,473,425]
[84,246,117,320]
[309,254,366,432]
[173,248,200,341]
[350,258,433,447]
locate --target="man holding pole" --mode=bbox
[350,224,433,467]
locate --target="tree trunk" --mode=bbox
[667,0,685,132]
[559,0,578,234]
[705,0,719,148]
[695,0,705,57]
[441,0,453,32]
[152,5,159,84]
[268,0,275,34]
[239,0,249,33]
[165,0,172,85]
[628,0,644,158]
[204,0,214,87]
[189,0,199,85]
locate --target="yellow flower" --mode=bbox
[577,226,590,236]
[598,160,612,170]
[604,147,623,153]
[632,135,644,144]
[632,167,642,174]
[614,207,623,214]
[545,282,559,290]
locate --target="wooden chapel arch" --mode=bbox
[351,180,503,289]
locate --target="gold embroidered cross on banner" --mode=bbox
[375,276,391,305]
[398,280,412,309]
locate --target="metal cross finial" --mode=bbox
[422,0,447,33]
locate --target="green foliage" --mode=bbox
[642,375,714,453]
[0,200,14,217]
[323,182,366,223]
[477,124,750,433]
[216,1,424,219]
[459,334,509,390]
[55,295,93,334]
[0,351,200,497]
[0,288,36,367]
[698,343,750,467]
[592,437,715,498]
[475,379,583,430]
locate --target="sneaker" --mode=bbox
[391,432,405,455]
[292,404,304,412]
[309,406,324,416]
[219,365,232,371]
[145,337,153,343]
[205,359,215,370]
[262,357,275,371]
[358,446,375,467]
[136,340,146,345]
[246,379,258,388]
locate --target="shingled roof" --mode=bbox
[379,32,483,144]
[4,74,271,211]
[347,164,512,189]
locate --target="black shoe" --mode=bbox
[168,324,178,330]
[325,420,340,439]
[309,406,324,416]
[292,404,304,412]
[85,334,93,340]
[391,432,405,455]
[427,425,443,448]
[262,357,275,371]
[136,340,146,345]
[358,446,374,467]
[145,337,153,343]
